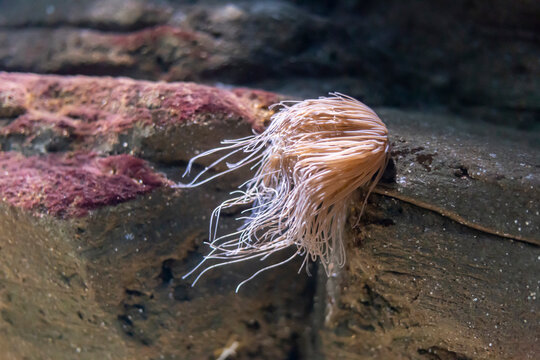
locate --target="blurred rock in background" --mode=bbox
[0,0,539,130]
[0,1,539,360]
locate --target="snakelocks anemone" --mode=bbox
[177,93,389,291]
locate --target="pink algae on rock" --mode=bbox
[0,152,169,218]
[0,72,284,218]
[0,72,278,142]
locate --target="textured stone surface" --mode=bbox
[0,73,308,360]
[0,191,314,360]
[315,112,540,360]
[319,196,539,360]
[0,0,538,130]
[376,109,540,245]
[0,72,280,157]
[0,152,168,218]
[0,73,538,360]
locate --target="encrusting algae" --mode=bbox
[176,93,389,291]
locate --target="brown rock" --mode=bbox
[315,110,540,360]
[0,72,282,161]
[0,72,538,359]
[0,72,308,360]
[376,109,539,245]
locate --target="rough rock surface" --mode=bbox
[0,72,280,159]
[375,109,539,245]
[0,0,539,130]
[316,112,539,360]
[0,152,169,218]
[0,73,307,360]
[0,72,538,360]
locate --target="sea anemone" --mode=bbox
[177,93,389,291]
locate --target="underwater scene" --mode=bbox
[0,1,538,359]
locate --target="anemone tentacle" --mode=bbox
[177,93,389,290]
